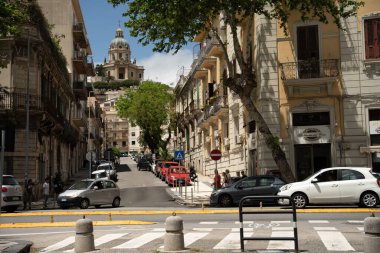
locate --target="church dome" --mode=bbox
[109,27,129,49]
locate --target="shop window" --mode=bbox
[364,18,380,59]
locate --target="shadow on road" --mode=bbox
[117,164,132,172]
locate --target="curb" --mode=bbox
[165,188,211,208]
[0,240,33,253]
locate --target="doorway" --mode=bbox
[294,143,331,180]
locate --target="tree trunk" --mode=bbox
[240,95,296,183]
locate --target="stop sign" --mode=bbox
[210,149,222,161]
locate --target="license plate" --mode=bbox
[61,198,67,201]
[13,197,20,201]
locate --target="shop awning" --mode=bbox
[360,146,380,153]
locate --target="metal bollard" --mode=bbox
[364,217,380,253]
[163,214,185,252]
[75,218,95,253]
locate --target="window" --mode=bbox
[122,141,126,147]
[131,132,135,136]
[132,141,135,145]
[316,170,337,182]
[139,73,142,78]
[119,53,122,59]
[234,116,239,135]
[340,169,365,181]
[364,18,380,59]
[119,73,124,79]
[258,177,275,186]
[131,72,134,77]
[104,181,116,189]
[113,141,117,146]
[239,178,256,188]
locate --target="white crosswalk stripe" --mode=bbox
[158,232,208,249]
[113,232,164,249]
[39,236,75,252]
[64,233,129,253]
[213,232,253,250]
[316,228,355,251]
[267,230,295,250]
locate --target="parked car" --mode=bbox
[137,158,152,171]
[57,179,121,209]
[166,166,191,186]
[210,176,286,207]
[1,175,23,212]
[277,167,380,208]
[96,162,117,181]
[159,161,179,180]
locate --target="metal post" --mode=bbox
[191,188,193,203]
[185,180,187,200]
[88,95,91,178]
[24,28,30,185]
[0,130,5,211]
[89,152,92,179]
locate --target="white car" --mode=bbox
[277,167,380,208]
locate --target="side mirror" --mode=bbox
[93,186,99,190]
[311,178,318,183]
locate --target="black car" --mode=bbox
[210,176,286,207]
[137,159,152,171]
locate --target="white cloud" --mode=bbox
[139,49,193,86]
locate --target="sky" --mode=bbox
[79,0,195,86]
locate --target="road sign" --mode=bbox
[174,150,185,161]
[86,151,96,161]
[210,149,222,161]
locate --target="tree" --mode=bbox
[108,0,363,182]
[116,81,174,155]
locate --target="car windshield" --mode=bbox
[98,164,112,170]
[372,172,380,179]
[68,181,93,190]
[164,163,178,168]
[3,176,19,186]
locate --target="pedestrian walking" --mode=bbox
[221,172,229,187]
[23,179,34,210]
[212,169,222,191]
[42,177,50,209]
[53,172,63,206]
[224,169,232,185]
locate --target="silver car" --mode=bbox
[1,175,23,212]
[57,179,121,209]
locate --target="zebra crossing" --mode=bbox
[38,220,365,252]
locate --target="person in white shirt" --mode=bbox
[42,177,50,209]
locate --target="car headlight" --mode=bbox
[279,184,292,192]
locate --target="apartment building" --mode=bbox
[174,0,380,179]
[0,0,95,187]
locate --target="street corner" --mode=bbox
[0,240,33,253]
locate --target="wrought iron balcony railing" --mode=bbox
[280,59,339,80]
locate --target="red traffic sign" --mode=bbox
[210,149,222,161]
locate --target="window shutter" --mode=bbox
[374,19,380,58]
[365,20,370,59]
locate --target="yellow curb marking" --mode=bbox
[0,220,156,228]
[1,208,379,217]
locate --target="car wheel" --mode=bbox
[360,192,379,208]
[95,205,101,208]
[292,193,308,208]
[79,199,90,209]
[112,197,121,208]
[219,194,233,207]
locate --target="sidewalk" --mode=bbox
[166,173,214,207]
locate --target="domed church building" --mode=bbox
[102,26,144,81]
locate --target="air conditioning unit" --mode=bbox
[224,137,230,146]
[235,135,242,144]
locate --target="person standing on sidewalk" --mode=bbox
[53,172,63,206]
[212,169,222,191]
[23,179,34,210]
[42,177,50,209]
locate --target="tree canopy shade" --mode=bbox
[116,81,174,155]
[109,0,364,182]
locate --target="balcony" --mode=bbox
[0,92,42,111]
[73,50,87,74]
[87,58,95,76]
[73,23,88,48]
[73,81,87,100]
[280,59,339,94]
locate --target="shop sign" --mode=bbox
[294,125,330,144]
[369,120,380,135]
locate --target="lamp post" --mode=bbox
[24,27,31,185]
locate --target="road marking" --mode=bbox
[314,227,337,231]
[267,230,295,250]
[317,230,355,251]
[200,221,218,225]
[113,232,164,249]
[213,232,252,250]
[193,228,213,231]
[347,220,364,224]
[158,232,208,249]
[64,233,129,253]
[309,220,329,223]
[272,227,293,231]
[357,227,364,231]
[39,236,75,252]
[271,221,291,224]
[235,221,253,224]
[152,228,165,232]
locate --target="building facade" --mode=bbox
[0,0,95,190]
[174,0,380,179]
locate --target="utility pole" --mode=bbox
[24,27,30,185]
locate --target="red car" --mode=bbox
[159,161,179,180]
[166,166,191,186]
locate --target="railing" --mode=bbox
[280,59,339,80]
[0,92,42,110]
